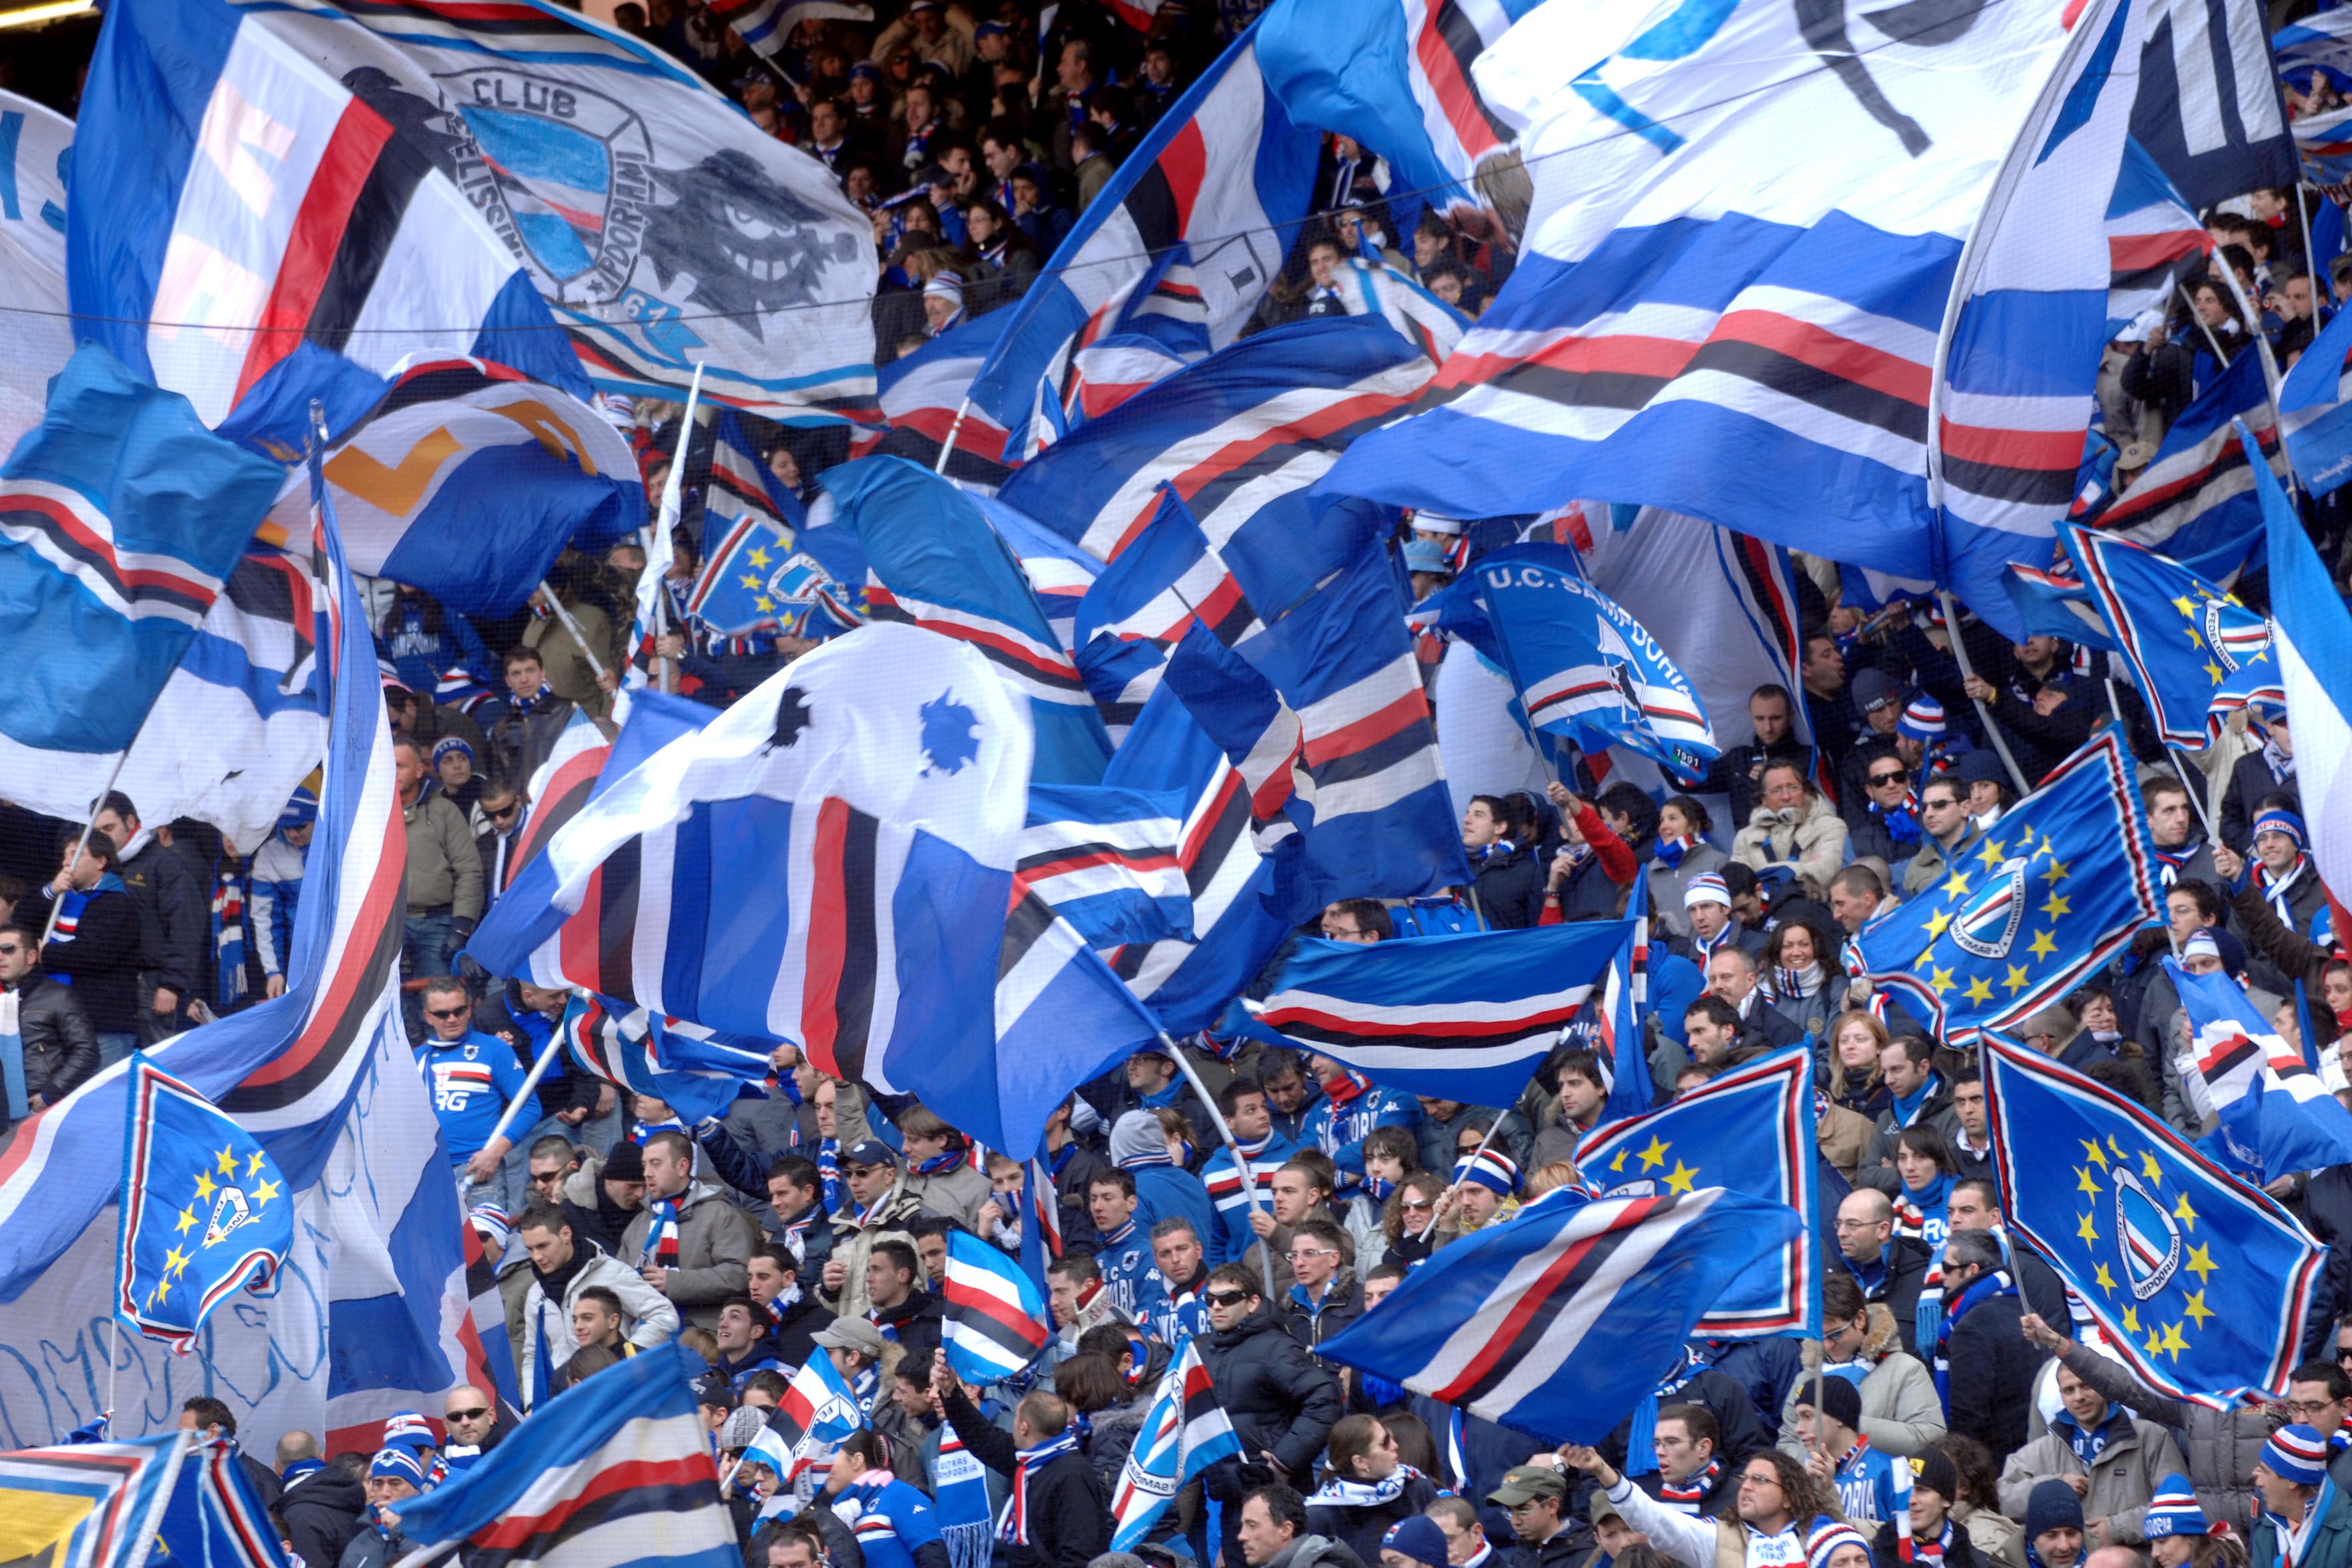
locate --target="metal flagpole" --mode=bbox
[42,753,130,944]
[1937,591,2031,795]
[1162,1033,1277,1300]
[933,399,972,475]
[1418,1114,1508,1245]
[647,364,706,695]
[476,1034,568,1190]
[535,585,610,683]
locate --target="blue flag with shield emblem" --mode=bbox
[1851,728,2162,1045]
[1984,1034,2323,1403]
[1575,1046,1820,1339]
[114,1060,293,1354]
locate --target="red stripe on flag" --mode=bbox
[236,96,396,404]
[237,809,405,1088]
[802,797,852,1079]
[949,1277,1049,1347]
[1160,120,1208,235]
[468,1454,720,1549]
[1709,309,1928,408]
[1412,9,1504,164]
[1936,418,2085,471]
[1302,686,1428,769]
[2108,231,2207,270]
[1429,1200,1658,1403]
[562,860,607,993]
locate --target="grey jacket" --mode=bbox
[401,790,485,919]
[615,1178,761,1330]
[1776,1304,1946,1458]
[1995,1412,2187,1544]
[2035,1337,2274,1535]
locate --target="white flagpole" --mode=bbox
[645,363,707,694]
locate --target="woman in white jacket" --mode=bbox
[512,1204,680,1408]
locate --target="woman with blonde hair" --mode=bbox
[1825,1010,1893,1121]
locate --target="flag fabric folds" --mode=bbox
[1109,1337,1242,1550]
[941,1229,1051,1385]
[963,29,1320,455]
[2280,285,2352,499]
[1983,1034,2322,1404]
[390,1342,738,1568]
[0,88,75,463]
[1254,921,1630,1109]
[1556,871,1654,1125]
[1576,1046,1821,1338]
[751,1350,866,1496]
[1020,783,1195,948]
[1852,728,2161,1046]
[2128,0,2297,211]
[2276,10,2352,94]
[0,345,285,753]
[1314,1187,1803,1443]
[864,315,1014,489]
[706,0,873,58]
[158,1434,291,1568]
[687,412,806,637]
[0,1432,189,1568]
[115,1060,294,1353]
[2057,522,2282,749]
[2169,959,2352,1185]
[2104,140,2210,338]
[1334,255,1468,366]
[559,994,765,1128]
[2094,347,2282,560]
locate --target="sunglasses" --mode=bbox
[486,803,520,821]
[446,1407,491,1421]
[1869,768,1909,785]
[426,1006,470,1020]
[1399,1197,1436,1212]
[1203,1289,1251,1308]
[0,944,23,956]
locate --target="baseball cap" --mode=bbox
[1486,1464,1567,1506]
[814,1317,888,1360]
[842,1138,896,1169]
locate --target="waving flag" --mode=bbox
[1020,784,1194,948]
[753,1350,866,1492]
[392,1342,735,1568]
[2294,104,2352,184]
[2130,0,2296,210]
[1253,921,1630,1107]
[115,1061,294,1353]
[1109,1338,1241,1550]
[962,29,1319,457]
[505,709,611,890]
[2252,421,2352,955]
[250,358,645,617]
[941,1229,1051,1385]
[1577,1046,1820,1338]
[866,316,1014,489]
[2280,281,2352,499]
[228,0,876,422]
[685,411,803,637]
[0,1432,188,1568]
[0,88,73,463]
[985,497,1100,660]
[1316,1188,1803,1442]
[706,0,872,58]
[0,345,285,753]
[1984,1034,2321,1403]
[1072,489,1264,738]
[558,994,765,1128]
[2060,522,2282,748]
[2277,11,2352,94]
[1057,257,1215,436]
[1334,255,1468,365]
[1559,871,1654,1125]
[1855,728,2160,1046]
[157,1434,289,1568]
[992,891,1166,1158]
[2105,141,2210,337]
[2171,960,2352,1184]
[2094,347,2283,560]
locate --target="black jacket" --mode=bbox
[2219,751,2299,854]
[1283,1272,1365,1362]
[277,1465,366,1568]
[873,1289,946,1368]
[118,834,208,1000]
[36,884,145,1032]
[1871,1514,1988,1568]
[1941,1288,2050,1468]
[9,974,96,1108]
[1470,844,1545,930]
[769,1291,833,1372]
[1199,1302,1346,1476]
[1597,1366,1767,1476]
[1306,1470,1441,1565]
[940,1382,1108,1568]
[1843,1237,1932,1359]
[1700,739,1814,838]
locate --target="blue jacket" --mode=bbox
[1130,1164,1217,1265]
[1200,1132,1298,1265]
[1094,1218,1170,1324]
[1300,1084,1421,1190]
[248,832,307,979]
[415,1031,539,1161]
[837,1470,951,1568]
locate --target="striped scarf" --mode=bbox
[934,1429,994,1568]
[1654,832,1705,868]
[50,872,125,946]
[1659,1457,1721,1513]
[819,1138,844,1214]
[998,1430,1081,1542]
[1932,1270,2014,1411]
[643,1197,682,1269]
[212,864,250,1008]
[2254,854,2313,927]
[762,1280,803,1328]
[1871,793,1922,849]
[1624,1348,1707,1478]
[913,1150,965,1176]
[1901,1518,1954,1565]
[778,1208,820,1267]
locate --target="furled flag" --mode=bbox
[1557,870,1653,1125]
[248,358,645,617]
[2104,141,2211,338]
[1577,1046,1822,1339]
[1320,0,2122,635]
[115,1060,294,1352]
[2294,103,2352,184]
[391,1342,736,1568]
[1853,727,2160,1045]
[157,1433,291,1568]
[1020,784,1194,948]
[821,457,1113,783]
[2250,420,2352,955]
[863,315,1014,489]
[1109,1336,1243,1550]
[1255,0,1543,222]
[704,0,872,59]
[0,88,73,461]
[0,1431,189,1568]
[2093,346,2284,558]
[1427,544,1719,784]
[2052,522,2282,748]
[941,1229,1052,1385]
[750,1348,867,1498]
[1071,488,1264,740]
[559,994,769,1128]
[961,27,1320,461]
[461,1211,524,1421]
[1251,920,1631,1107]
[469,624,1058,1153]
[0,344,285,753]
[228,0,878,422]
[2170,959,2352,1184]
[1316,1187,1802,1442]
[1984,1033,2321,1403]
[2280,277,2352,499]
[1333,255,1468,366]
[2130,0,2297,210]
[67,0,545,428]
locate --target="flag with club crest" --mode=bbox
[1851,728,2160,1044]
[1109,1337,1241,1549]
[1576,1046,1820,1338]
[748,1348,866,1507]
[2169,959,2352,1186]
[1983,1034,2321,1404]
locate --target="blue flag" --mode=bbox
[157,1436,287,1568]
[0,345,285,753]
[1109,1338,1242,1550]
[941,1229,1052,1387]
[2096,347,2281,558]
[1984,1034,2323,1403]
[2168,959,2352,1185]
[1253,921,1632,1108]
[2282,275,2352,498]
[114,1060,293,1353]
[1557,870,1654,1125]
[559,994,769,1127]
[1314,1187,1802,1443]
[1577,1046,1822,1338]
[1852,727,2162,1044]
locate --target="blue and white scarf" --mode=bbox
[935,1429,994,1568]
[997,1430,1081,1543]
[1624,1347,1709,1477]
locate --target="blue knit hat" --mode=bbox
[1454,1148,1520,1197]
[1899,694,1947,742]
[370,1447,427,1488]
[2143,1474,2211,1539]
[1381,1516,1450,1568]
[278,786,319,831]
[2024,1478,2086,1545]
[2253,807,2308,850]
[2264,1425,2330,1488]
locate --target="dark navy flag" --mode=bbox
[1577,1046,1820,1338]
[0,345,284,753]
[2128,0,2296,212]
[114,1060,293,1354]
[2169,959,2352,1184]
[1315,1186,1802,1443]
[2059,522,2282,749]
[1253,921,1630,1108]
[1852,728,2162,1046]
[1984,1033,2323,1403]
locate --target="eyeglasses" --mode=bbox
[1868,768,1909,785]
[426,1006,470,1020]
[1204,1289,1251,1308]
[1285,1247,1337,1261]
[445,1407,491,1421]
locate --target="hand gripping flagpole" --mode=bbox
[481,1032,570,1168]
[1162,1032,1277,1301]
[41,755,130,945]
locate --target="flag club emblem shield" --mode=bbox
[2114,1164,2182,1300]
[439,69,656,301]
[1952,858,2030,959]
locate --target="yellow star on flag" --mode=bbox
[2092,1262,2118,1295]
[193,1170,217,1203]
[1609,1150,1627,1174]
[2158,1322,2189,1360]
[2108,1135,2128,1160]
[2204,659,2226,686]
[2172,1193,2197,1233]
[253,1177,281,1208]
[754,595,776,613]
[1637,1136,1670,1171]
[747,546,772,569]
[2040,892,2071,921]
[2041,859,2070,885]
[2173,595,2197,617]
[163,1245,191,1279]
[2080,1138,2110,1170]
[2077,1209,2100,1244]
[2028,930,2059,961]
[738,573,761,589]
[2138,1149,2163,1186]
[2122,1305,2141,1335]
[2075,1166,2102,1196]
[151,1277,171,1306]
[2184,624,2203,649]
[1974,837,2009,870]
[2146,1326,2165,1359]
[2183,1290,2214,1329]
[246,1152,266,1181]
[215,1145,238,1178]
[1944,871,1973,898]
[2004,964,2031,994]
[1664,1160,1699,1196]
[174,1206,197,1236]
[1924,909,1953,941]
[1930,967,1957,995]
[2185,1242,2218,1284]
[1964,976,1994,1005]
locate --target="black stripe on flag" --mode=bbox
[1449,1215,1649,1407]
[307,130,437,354]
[1123,163,1184,256]
[830,805,881,1083]
[597,838,644,1006]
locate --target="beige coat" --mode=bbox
[1732,793,1849,892]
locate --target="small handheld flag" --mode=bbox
[751,1348,867,1505]
[0,1431,190,1568]
[941,1230,1052,1386]
[2169,959,2352,1184]
[1109,1338,1242,1549]
[115,1060,293,1353]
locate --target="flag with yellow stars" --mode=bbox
[1575,1044,1820,1338]
[112,1060,292,1354]
[2060,522,2284,751]
[1850,726,2161,1046]
[1983,1033,2323,1405]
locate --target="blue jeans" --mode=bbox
[403,910,457,980]
[95,1032,139,1070]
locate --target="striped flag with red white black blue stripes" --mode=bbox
[941,1229,1052,1385]
[1109,1336,1241,1549]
